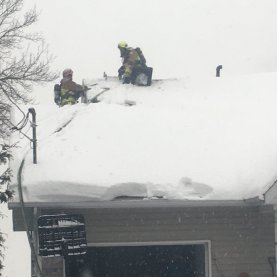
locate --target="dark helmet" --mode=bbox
[63,68,73,78]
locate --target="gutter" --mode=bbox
[8,197,264,210]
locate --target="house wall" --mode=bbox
[39,204,275,277]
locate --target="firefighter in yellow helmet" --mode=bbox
[117,41,150,85]
[54,68,85,106]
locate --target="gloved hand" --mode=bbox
[118,66,124,80]
[54,96,60,106]
[123,76,131,84]
[74,91,81,100]
[83,85,91,91]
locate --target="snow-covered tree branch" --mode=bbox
[0,143,13,276]
[0,1,58,274]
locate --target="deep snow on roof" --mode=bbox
[9,73,277,203]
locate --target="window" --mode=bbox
[66,241,211,277]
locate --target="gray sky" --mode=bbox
[24,0,277,81]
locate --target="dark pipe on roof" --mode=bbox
[216,65,223,77]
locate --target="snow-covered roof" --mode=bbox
[9,73,277,204]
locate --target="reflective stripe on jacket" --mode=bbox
[60,77,84,106]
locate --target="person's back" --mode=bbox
[123,47,143,69]
[56,68,84,106]
[117,42,151,85]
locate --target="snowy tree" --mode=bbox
[0,143,13,276]
[0,0,58,138]
[0,0,58,274]
[0,0,58,195]
[0,143,13,203]
[0,226,4,276]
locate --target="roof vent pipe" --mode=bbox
[28,108,37,164]
[216,65,223,77]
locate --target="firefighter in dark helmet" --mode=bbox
[117,41,152,86]
[54,68,85,106]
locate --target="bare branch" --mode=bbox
[0,0,58,142]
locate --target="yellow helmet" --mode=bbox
[118,41,128,49]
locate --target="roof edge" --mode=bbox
[8,197,264,209]
[264,180,277,204]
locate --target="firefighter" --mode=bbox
[54,68,85,106]
[117,41,151,85]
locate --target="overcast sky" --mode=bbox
[23,0,277,81]
[2,0,277,276]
